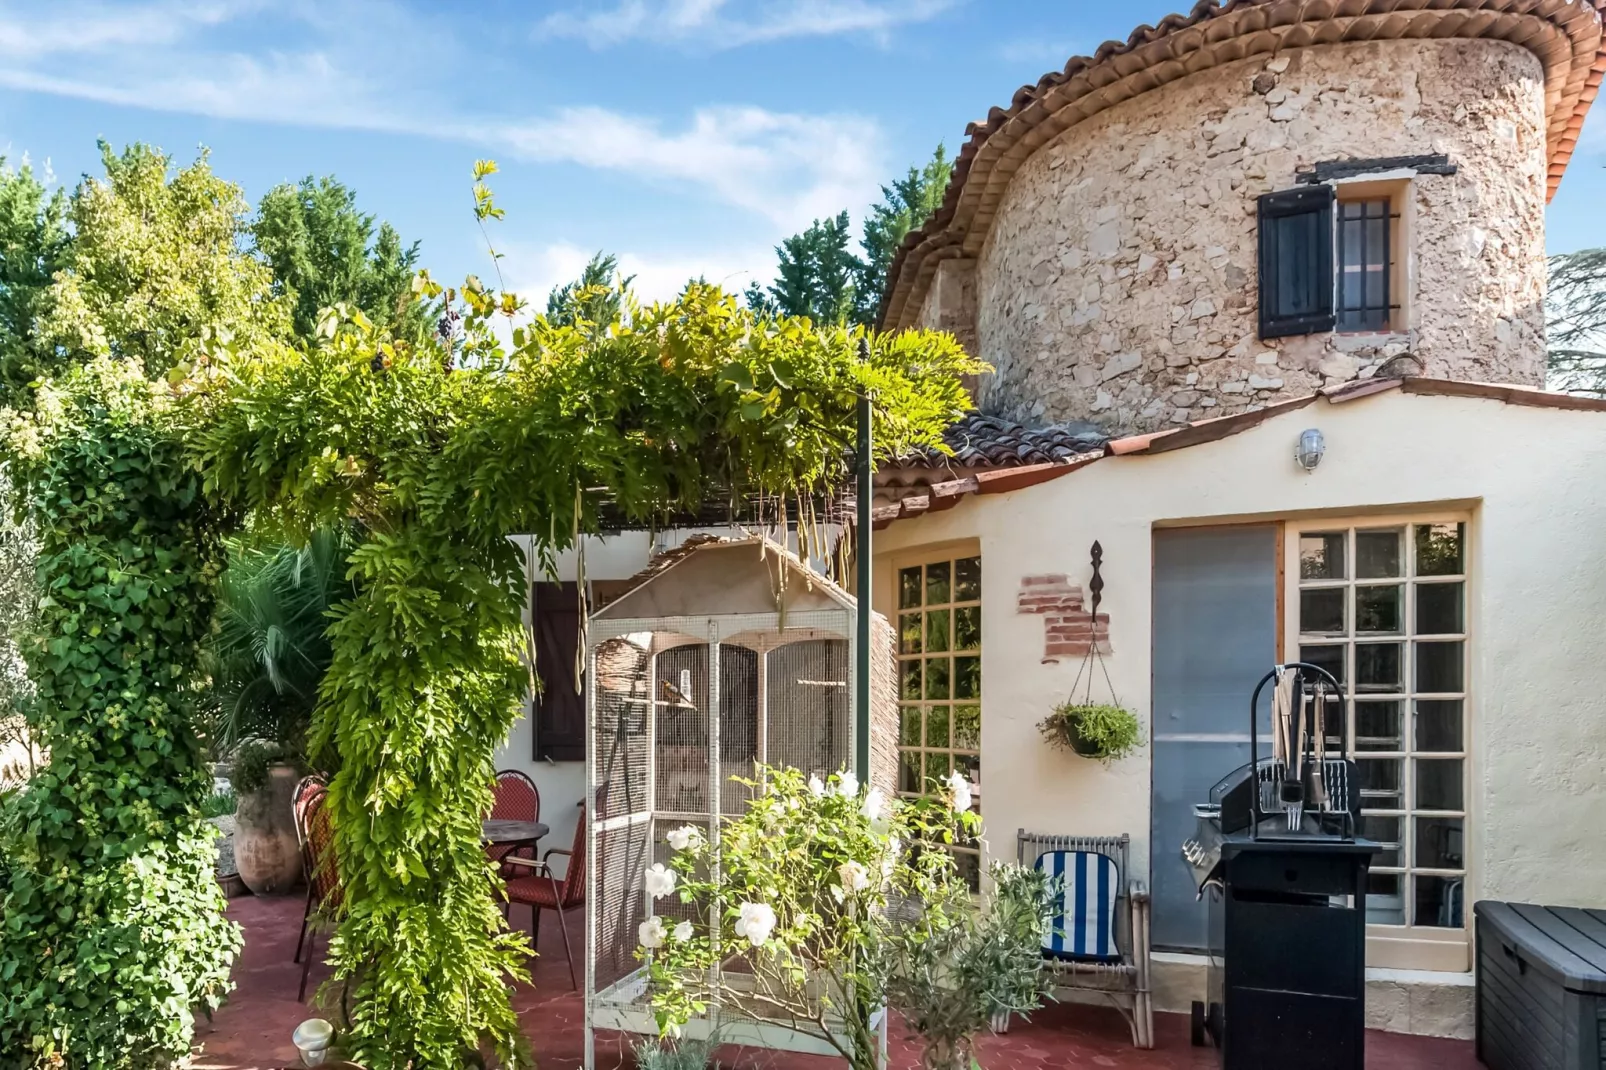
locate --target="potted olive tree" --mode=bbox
[205,528,349,894]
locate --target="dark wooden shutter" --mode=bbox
[1258,185,1336,339]
[533,581,584,762]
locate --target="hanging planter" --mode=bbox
[1039,702,1143,764]
[1037,542,1145,766]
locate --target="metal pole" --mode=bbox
[855,337,872,783]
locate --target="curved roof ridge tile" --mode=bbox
[878,0,1606,331]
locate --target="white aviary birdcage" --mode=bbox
[581,537,896,1067]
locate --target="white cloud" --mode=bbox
[539,0,956,50]
[486,106,882,232]
[502,239,774,309]
[0,2,885,233]
[0,0,264,57]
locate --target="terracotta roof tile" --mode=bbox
[901,411,1109,469]
[879,0,1606,331]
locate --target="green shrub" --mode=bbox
[886,862,1056,1069]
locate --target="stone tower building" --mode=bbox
[879,0,1606,434]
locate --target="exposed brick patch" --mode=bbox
[1017,574,1111,663]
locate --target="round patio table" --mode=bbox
[482,819,548,850]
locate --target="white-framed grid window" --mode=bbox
[895,553,981,889]
[1289,519,1468,934]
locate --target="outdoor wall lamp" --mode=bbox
[1295,428,1326,472]
[292,1018,334,1066]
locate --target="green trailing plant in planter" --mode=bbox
[1039,702,1144,765]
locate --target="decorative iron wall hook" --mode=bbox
[1089,541,1105,620]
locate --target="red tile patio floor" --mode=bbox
[192,894,1481,1070]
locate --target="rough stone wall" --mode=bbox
[973,38,1549,432]
[917,258,980,357]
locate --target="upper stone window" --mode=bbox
[1259,174,1416,341]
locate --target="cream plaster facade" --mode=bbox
[953,38,1550,431]
[871,386,1606,1033]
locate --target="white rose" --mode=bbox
[644,863,677,899]
[808,775,826,798]
[666,824,702,852]
[945,770,973,813]
[734,901,777,947]
[861,788,885,822]
[638,916,666,949]
[835,771,860,798]
[838,860,870,893]
[672,920,693,943]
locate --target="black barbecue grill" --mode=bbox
[1183,663,1380,1070]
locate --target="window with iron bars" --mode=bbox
[1336,198,1400,332]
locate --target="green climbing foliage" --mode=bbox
[0,356,241,1068]
[192,246,982,1066]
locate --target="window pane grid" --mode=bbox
[897,556,982,889]
[1296,523,1466,930]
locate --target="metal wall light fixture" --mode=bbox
[1295,428,1326,471]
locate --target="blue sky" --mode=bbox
[1,0,1603,307]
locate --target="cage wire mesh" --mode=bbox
[586,613,868,1059]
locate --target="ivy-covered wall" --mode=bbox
[0,360,240,1067]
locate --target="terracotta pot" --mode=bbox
[234,763,303,895]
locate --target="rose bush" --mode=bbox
[640,765,983,1070]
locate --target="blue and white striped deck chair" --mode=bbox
[1009,830,1154,1049]
[1037,848,1123,962]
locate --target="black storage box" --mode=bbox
[1475,900,1606,1070]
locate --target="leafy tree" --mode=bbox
[545,250,633,329]
[253,176,428,343]
[0,160,70,410]
[1547,247,1606,395]
[856,144,951,324]
[40,142,291,380]
[752,210,861,324]
[745,146,953,327]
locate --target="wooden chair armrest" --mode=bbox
[503,856,553,875]
[543,847,574,864]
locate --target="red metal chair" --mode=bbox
[489,768,541,874]
[504,799,586,989]
[295,786,343,1002]
[291,774,328,966]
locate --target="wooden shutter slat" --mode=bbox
[1258,185,1336,340]
[534,581,585,762]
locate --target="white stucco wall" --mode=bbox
[873,387,1606,966]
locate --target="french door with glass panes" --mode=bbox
[1287,518,1470,969]
[895,552,982,890]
